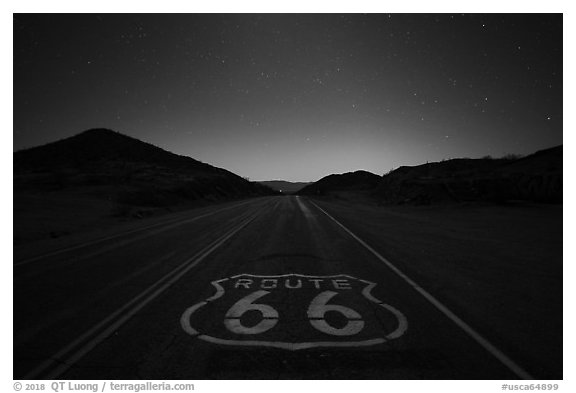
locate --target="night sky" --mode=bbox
[13,14,562,182]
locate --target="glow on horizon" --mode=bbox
[14,14,562,182]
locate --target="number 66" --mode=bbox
[224,290,364,336]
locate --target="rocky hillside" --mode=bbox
[297,170,381,196]
[14,128,276,207]
[374,146,562,205]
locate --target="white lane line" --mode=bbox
[23,210,259,380]
[15,198,260,267]
[310,200,534,380]
[15,249,180,346]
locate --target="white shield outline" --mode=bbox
[180,273,408,350]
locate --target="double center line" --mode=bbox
[15,198,259,267]
[23,206,262,379]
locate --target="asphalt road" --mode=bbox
[14,196,536,379]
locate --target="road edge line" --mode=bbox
[310,200,534,380]
[23,210,259,379]
[15,198,259,267]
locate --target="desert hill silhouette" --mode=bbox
[14,128,276,244]
[296,146,562,205]
[16,128,233,175]
[15,128,275,207]
[297,170,381,196]
[374,145,562,204]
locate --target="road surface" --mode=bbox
[14,196,538,379]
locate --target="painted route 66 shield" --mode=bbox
[180,273,407,350]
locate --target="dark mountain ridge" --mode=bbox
[14,128,276,206]
[297,146,562,205]
[297,170,381,196]
[375,145,562,204]
[14,128,276,244]
[15,128,224,174]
